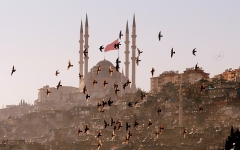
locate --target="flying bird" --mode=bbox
[195,63,199,71]
[110,117,115,126]
[104,120,109,129]
[11,65,16,76]
[103,79,108,88]
[123,83,128,90]
[97,139,103,150]
[83,48,88,57]
[99,45,104,52]
[127,102,133,107]
[56,80,62,89]
[192,48,197,56]
[93,79,98,87]
[108,97,113,106]
[114,42,121,49]
[46,88,51,97]
[83,86,87,94]
[119,30,123,40]
[137,48,143,56]
[115,64,120,72]
[84,125,89,134]
[171,48,175,58]
[55,70,59,76]
[109,66,114,76]
[126,122,131,131]
[79,73,83,80]
[78,128,82,136]
[86,94,90,100]
[147,119,152,129]
[116,57,121,65]
[134,119,139,129]
[158,31,163,41]
[96,131,102,140]
[97,66,101,74]
[136,56,141,66]
[67,60,73,70]
[151,67,155,77]
[157,107,162,116]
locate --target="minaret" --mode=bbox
[179,74,183,126]
[124,20,130,80]
[131,14,137,92]
[84,14,89,80]
[79,20,84,91]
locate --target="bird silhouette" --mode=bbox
[11,65,16,76]
[84,125,89,134]
[114,87,120,95]
[83,86,87,94]
[151,67,155,77]
[137,48,143,56]
[108,97,113,106]
[123,83,128,90]
[79,73,83,80]
[116,57,121,65]
[78,128,82,136]
[171,48,175,58]
[97,101,102,110]
[93,79,98,87]
[102,99,107,108]
[104,120,109,128]
[157,107,162,116]
[83,48,88,57]
[46,88,51,97]
[97,139,102,150]
[56,80,62,90]
[109,66,114,76]
[158,31,163,41]
[192,48,197,56]
[114,42,121,49]
[141,91,146,100]
[147,119,152,129]
[134,119,139,129]
[96,131,102,140]
[126,122,131,131]
[67,60,73,70]
[128,131,132,138]
[55,70,59,76]
[103,79,108,88]
[97,66,101,74]
[115,63,120,72]
[110,117,115,126]
[99,45,104,52]
[136,56,141,66]
[195,63,199,71]
[86,94,90,100]
[127,102,133,107]
[119,30,123,40]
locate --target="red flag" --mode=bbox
[104,39,119,52]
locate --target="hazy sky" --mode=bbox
[0,0,240,107]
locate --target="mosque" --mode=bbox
[79,14,138,97]
[36,14,138,106]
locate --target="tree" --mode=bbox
[225,126,240,150]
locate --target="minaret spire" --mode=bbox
[79,19,84,92]
[84,14,89,83]
[131,15,137,92]
[124,20,130,80]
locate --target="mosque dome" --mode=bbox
[96,59,115,67]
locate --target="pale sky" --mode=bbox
[0,0,240,107]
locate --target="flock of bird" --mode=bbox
[9,30,207,149]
